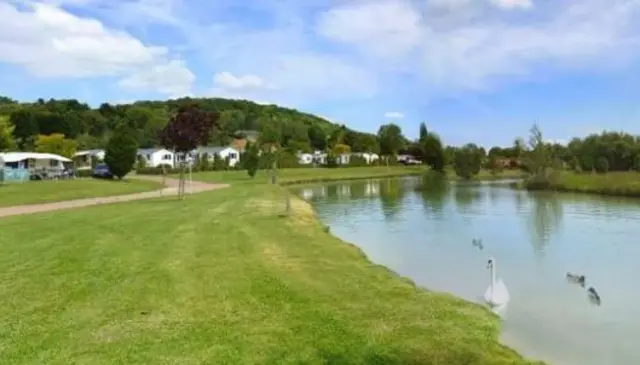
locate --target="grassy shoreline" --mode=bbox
[0,183,542,364]
[0,178,162,207]
[523,171,640,198]
[172,166,526,186]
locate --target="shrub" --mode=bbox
[75,169,94,178]
[595,156,609,173]
[348,155,368,167]
[136,167,181,175]
[104,126,138,179]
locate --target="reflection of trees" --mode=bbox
[528,191,564,257]
[326,184,339,201]
[348,180,367,200]
[414,174,450,219]
[379,178,406,220]
[453,186,485,215]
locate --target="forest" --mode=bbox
[1,95,640,179]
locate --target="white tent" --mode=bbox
[0,152,71,163]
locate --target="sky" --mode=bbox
[1,0,640,147]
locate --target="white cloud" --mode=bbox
[489,0,533,10]
[315,0,640,93]
[212,72,268,91]
[119,60,195,96]
[384,111,404,119]
[0,1,194,95]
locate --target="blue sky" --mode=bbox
[1,0,640,148]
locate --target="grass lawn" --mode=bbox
[179,166,525,186]
[539,171,640,197]
[0,178,162,207]
[0,185,542,364]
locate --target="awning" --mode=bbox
[0,152,72,163]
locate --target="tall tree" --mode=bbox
[34,133,78,158]
[104,126,139,179]
[422,133,446,172]
[307,125,327,151]
[419,122,428,141]
[377,123,404,164]
[159,104,220,198]
[453,143,484,180]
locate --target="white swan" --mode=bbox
[484,257,510,307]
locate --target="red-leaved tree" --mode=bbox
[159,104,220,198]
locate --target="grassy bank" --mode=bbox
[0,184,541,364]
[0,178,162,207]
[177,166,525,186]
[524,171,640,198]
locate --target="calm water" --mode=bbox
[294,177,640,365]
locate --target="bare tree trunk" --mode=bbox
[271,152,278,185]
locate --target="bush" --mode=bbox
[75,169,94,178]
[348,155,368,167]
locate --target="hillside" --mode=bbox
[0,96,376,153]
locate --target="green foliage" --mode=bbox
[34,133,77,158]
[422,133,446,172]
[212,154,228,171]
[104,126,139,179]
[0,115,16,151]
[595,156,609,173]
[453,144,484,180]
[244,143,260,178]
[348,155,368,167]
[197,153,211,171]
[485,155,504,177]
[377,124,404,157]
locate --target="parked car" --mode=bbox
[400,158,422,165]
[92,163,112,179]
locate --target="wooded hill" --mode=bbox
[0,96,380,154]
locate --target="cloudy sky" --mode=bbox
[1,0,640,147]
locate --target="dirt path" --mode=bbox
[0,176,228,219]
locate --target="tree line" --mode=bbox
[2,95,640,180]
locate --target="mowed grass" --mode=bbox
[183,166,525,186]
[0,185,542,365]
[185,166,427,185]
[540,171,640,197]
[0,178,162,207]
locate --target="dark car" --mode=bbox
[93,163,112,179]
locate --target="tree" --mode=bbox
[34,133,77,158]
[159,104,219,198]
[0,115,16,151]
[258,120,282,184]
[419,122,428,141]
[377,124,404,165]
[307,125,327,151]
[104,126,138,179]
[453,143,484,180]
[244,142,260,178]
[485,155,504,177]
[422,133,446,172]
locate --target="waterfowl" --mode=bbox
[472,238,484,251]
[566,272,586,287]
[587,287,601,306]
[484,257,510,307]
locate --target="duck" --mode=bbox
[566,272,586,287]
[472,238,484,251]
[587,287,601,306]
[484,257,510,307]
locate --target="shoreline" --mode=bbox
[281,177,544,365]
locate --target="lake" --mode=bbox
[294,176,640,365]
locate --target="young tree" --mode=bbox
[377,123,404,166]
[104,126,138,179]
[34,133,77,158]
[244,142,260,178]
[258,121,281,184]
[419,122,428,141]
[159,104,219,198]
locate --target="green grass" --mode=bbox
[181,166,525,186]
[531,171,640,197]
[0,178,162,207]
[0,185,543,364]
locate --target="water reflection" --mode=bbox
[527,191,564,257]
[296,177,640,365]
[378,178,406,220]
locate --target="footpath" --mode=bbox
[0,176,228,218]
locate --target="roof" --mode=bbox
[196,146,238,154]
[74,149,104,157]
[137,148,172,155]
[0,152,72,163]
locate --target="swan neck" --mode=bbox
[490,262,496,286]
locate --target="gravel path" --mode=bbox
[0,176,228,219]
